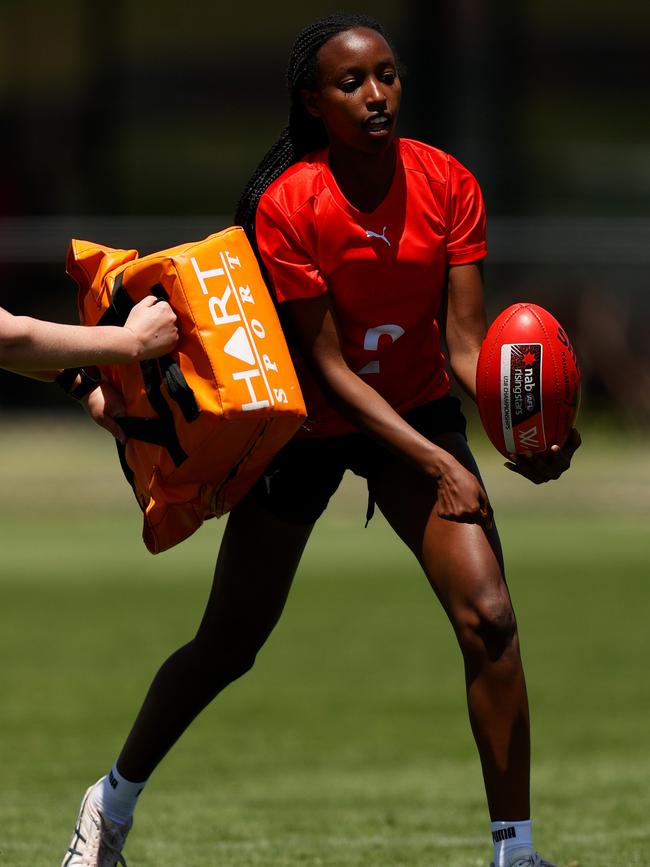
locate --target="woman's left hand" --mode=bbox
[504,428,582,484]
[81,380,127,444]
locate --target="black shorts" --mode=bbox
[251,394,467,525]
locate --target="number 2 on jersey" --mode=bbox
[358,324,405,375]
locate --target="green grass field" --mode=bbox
[1,414,649,866]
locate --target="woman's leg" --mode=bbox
[116,493,314,782]
[372,432,530,821]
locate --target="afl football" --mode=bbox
[476,303,581,457]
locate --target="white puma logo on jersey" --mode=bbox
[365,226,391,247]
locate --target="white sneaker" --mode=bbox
[490,850,557,867]
[61,781,132,866]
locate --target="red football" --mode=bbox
[476,303,581,457]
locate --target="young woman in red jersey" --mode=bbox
[62,14,580,867]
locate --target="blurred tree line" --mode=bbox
[1,0,649,422]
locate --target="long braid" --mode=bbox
[234,13,393,246]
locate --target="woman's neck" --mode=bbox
[328,140,397,213]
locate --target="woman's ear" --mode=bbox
[301,89,321,118]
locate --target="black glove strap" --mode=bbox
[70,366,101,400]
[56,366,101,400]
[55,367,81,393]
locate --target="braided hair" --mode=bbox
[234,13,395,246]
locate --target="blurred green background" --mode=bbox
[1,0,650,420]
[1,4,650,865]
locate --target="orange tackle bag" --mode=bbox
[66,228,306,554]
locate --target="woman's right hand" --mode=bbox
[124,297,179,360]
[433,453,493,528]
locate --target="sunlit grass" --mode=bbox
[1,416,649,866]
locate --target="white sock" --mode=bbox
[491,819,533,866]
[93,764,148,825]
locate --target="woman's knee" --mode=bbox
[454,586,518,663]
[186,633,261,689]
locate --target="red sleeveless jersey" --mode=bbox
[255,138,487,437]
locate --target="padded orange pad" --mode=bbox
[67,227,306,553]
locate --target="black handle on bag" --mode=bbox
[96,275,200,467]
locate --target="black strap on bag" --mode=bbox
[135,358,187,466]
[97,273,136,327]
[158,354,200,423]
[99,274,200,424]
[93,273,203,468]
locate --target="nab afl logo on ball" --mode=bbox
[500,343,546,454]
[477,303,581,457]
